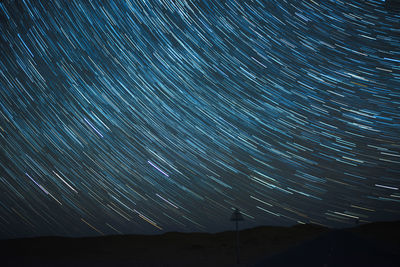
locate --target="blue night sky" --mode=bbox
[0,0,399,239]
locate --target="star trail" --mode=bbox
[0,0,399,239]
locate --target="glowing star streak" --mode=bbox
[148,160,169,177]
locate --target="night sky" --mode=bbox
[0,0,399,239]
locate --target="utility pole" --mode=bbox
[230,207,244,264]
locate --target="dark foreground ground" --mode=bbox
[1,221,399,266]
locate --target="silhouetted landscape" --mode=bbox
[1,221,399,266]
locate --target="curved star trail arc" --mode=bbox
[0,0,399,238]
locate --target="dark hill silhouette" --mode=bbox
[255,229,398,267]
[1,221,398,266]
